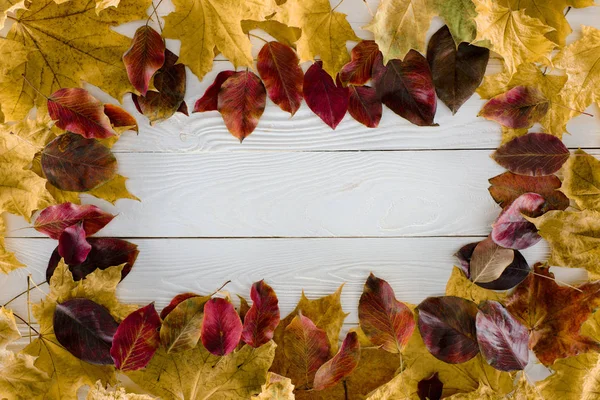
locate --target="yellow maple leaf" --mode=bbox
[0,214,24,274]
[253,372,295,400]
[473,0,555,75]
[364,0,434,64]
[87,380,154,400]
[273,0,359,77]
[0,0,150,122]
[128,342,276,400]
[504,0,572,45]
[561,150,600,211]
[446,267,507,304]
[554,26,600,117]
[0,1,25,31]
[163,0,276,81]
[0,307,20,349]
[242,20,302,48]
[53,0,120,13]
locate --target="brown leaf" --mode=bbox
[469,237,515,284]
[314,331,360,391]
[193,71,236,113]
[339,40,382,86]
[123,25,165,96]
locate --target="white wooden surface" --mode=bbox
[2,2,600,328]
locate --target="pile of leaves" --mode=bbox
[1,0,600,398]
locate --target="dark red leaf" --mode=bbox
[160,293,201,320]
[58,223,91,265]
[454,242,477,277]
[479,86,549,129]
[54,298,119,365]
[217,71,267,142]
[417,296,479,364]
[427,25,489,114]
[201,298,243,356]
[491,193,545,250]
[313,331,360,391]
[303,61,349,130]
[348,85,382,128]
[41,132,117,192]
[193,71,236,113]
[489,172,569,213]
[104,104,138,133]
[132,49,187,124]
[110,303,161,371]
[417,373,443,400]
[123,25,165,96]
[34,203,114,240]
[476,301,529,371]
[339,40,381,86]
[47,237,139,282]
[257,42,304,116]
[358,273,415,353]
[47,88,116,139]
[492,133,570,176]
[373,50,437,126]
[241,280,280,348]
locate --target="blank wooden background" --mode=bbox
[3,1,600,328]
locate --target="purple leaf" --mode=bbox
[492,193,545,250]
[58,223,91,265]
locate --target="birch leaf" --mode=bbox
[365,0,435,63]
[273,0,359,77]
[561,150,600,211]
[163,0,276,81]
[473,0,555,75]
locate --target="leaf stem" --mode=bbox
[362,0,374,17]
[147,0,164,32]
[331,0,345,12]
[20,74,49,99]
[3,281,47,308]
[529,270,583,292]
[210,280,232,297]
[12,312,40,336]
[27,275,32,343]
[555,102,594,117]
[248,33,269,44]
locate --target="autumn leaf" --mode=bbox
[418,373,444,400]
[528,210,600,273]
[561,149,600,210]
[273,0,359,78]
[0,0,150,122]
[122,25,165,96]
[257,42,304,116]
[303,61,349,129]
[253,372,295,399]
[0,1,26,30]
[427,25,489,114]
[218,71,267,142]
[86,175,139,205]
[35,203,114,240]
[491,133,569,176]
[373,50,437,126]
[340,40,382,86]
[111,303,161,371]
[242,20,302,48]
[358,273,415,353]
[193,71,236,113]
[128,341,276,400]
[432,0,477,44]
[479,86,549,129]
[160,296,209,354]
[202,298,243,356]
[491,193,545,250]
[163,0,276,81]
[103,104,138,135]
[365,0,434,64]
[314,331,360,391]
[506,264,600,365]
[87,380,154,400]
[0,214,24,274]
[469,237,514,284]
[505,0,573,45]
[488,172,569,213]
[160,293,202,320]
[348,85,382,128]
[42,132,117,192]
[473,0,555,75]
[241,280,280,348]
[446,267,507,304]
[476,301,528,371]
[58,223,92,264]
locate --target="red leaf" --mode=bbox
[48,88,116,139]
[160,293,201,320]
[417,373,443,400]
[303,61,349,129]
[41,132,117,192]
[479,86,549,129]
[241,280,280,348]
[132,50,187,124]
[47,238,139,282]
[488,172,569,212]
[104,104,138,133]
[417,296,479,364]
[193,71,236,113]
[427,25,489,114]
[58,223,91,265]
[358,273,415,353]
[373,50,437,126]
[348,85,382,128]
[54,298,119,365]
[491,193,545,250]
[339,40,381,86]
[110,303,161,371]
[492,133,570,176]
[217,71,267,142]
[284,314,330,389]
[201,298,243,356]
[314,331,360,390]
[257,42,304,116]
[34,203,114,240]
[123,25,165,96]
[476,301,529,372]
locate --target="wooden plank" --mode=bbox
[6,150,518,238]
[3,237,584,324]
